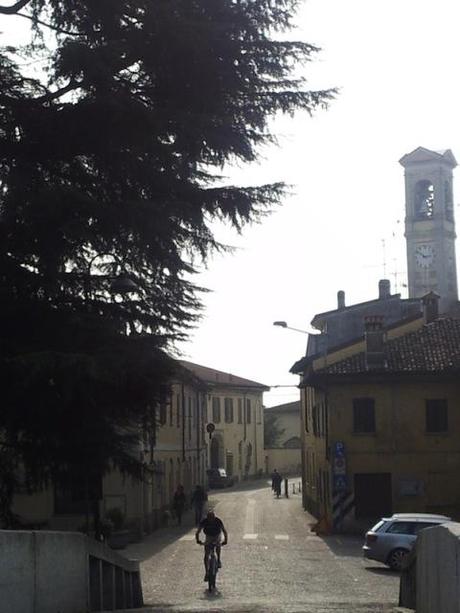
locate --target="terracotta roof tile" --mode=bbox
[320,318,460,375]
[179,360,270,390]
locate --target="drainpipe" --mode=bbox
[243,393,247,442]
[181,383,186,461]
[196,389,201,485]
[254,398,258,475]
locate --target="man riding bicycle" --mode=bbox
[195,510,228,581]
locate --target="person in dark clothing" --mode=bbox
[271,469,282,497]
[191,484,207,525]
[195,510,228,581]
[172,484,186,526]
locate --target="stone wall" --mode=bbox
[264,448,301,476]
[0,530,142,613]
[416,521,460,613]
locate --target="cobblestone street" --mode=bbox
[121,479,403,612]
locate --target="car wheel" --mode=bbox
[387,548,409,571]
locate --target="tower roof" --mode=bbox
[399,146,457,168]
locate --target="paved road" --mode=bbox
[122,479,403,612]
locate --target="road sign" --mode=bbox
[334,441,345,457]
[333,456,346,475]
[206,423,215,434]
[333,475,347,492]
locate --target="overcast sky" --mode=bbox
[3,0,460,407]
[179,0,460,406]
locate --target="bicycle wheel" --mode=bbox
[208,556,217,591]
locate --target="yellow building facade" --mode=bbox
[11,360,267,539]
[180,361,268,482]
[264,401,301,476]
[295,310,460,533]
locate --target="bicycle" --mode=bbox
[198,541,220,592]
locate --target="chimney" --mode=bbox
[364,315,386,370]
[378,279,391,300]
[422,292,440,324]
[337,290,345,309]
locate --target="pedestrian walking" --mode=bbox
[172,484,186,526]
[271,469,282,498]
[191,484,208,525]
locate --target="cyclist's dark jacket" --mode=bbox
[200,516,224,537]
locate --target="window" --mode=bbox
[212,397,221,423]
[312,404,318,436]
[413,522,438,534]
[353,398,375,433]
[237,399,243,424]
[415,179,434,218]
[176,394,181,428]
[305,390,309,432]
[245,398,251,424]
[426,399,448,433]
[224,398,234,423]
[386,521,415,535]
[226,452,234,476]
[169,398,173,426]
[188,397,192,439]
[159,400,167,425]
[202,396,207,424]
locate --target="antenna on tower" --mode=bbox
[391,259,407,295]
[381,238,387,278]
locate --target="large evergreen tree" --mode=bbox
[0,0,334,525]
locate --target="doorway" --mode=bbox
[354,473,392,519]
[210,437,220,468]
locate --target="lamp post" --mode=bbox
[273,320,313,512]
[273,321,311,334]
[85,252,138,300]
[85,252,139,337]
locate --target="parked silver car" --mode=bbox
[362,513,451,570]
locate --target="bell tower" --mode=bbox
[399,147,458,313]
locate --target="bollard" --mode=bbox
[284,478,289,498]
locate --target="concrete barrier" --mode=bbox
[0,530,143,613]
[415,522,460,613]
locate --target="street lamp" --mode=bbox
[273,321,313,334]
[86,252,138,299]
[273,319,317,512]
[109,273,138,295]
[84,253,140,339]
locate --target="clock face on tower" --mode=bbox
[415,244,435,268]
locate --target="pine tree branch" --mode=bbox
[36,80,82,102]
[0,0,31,15]
[16,11,83,36]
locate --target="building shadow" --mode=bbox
[119,513,200,562]
[365,565,400,577]
[321,533,366,559]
